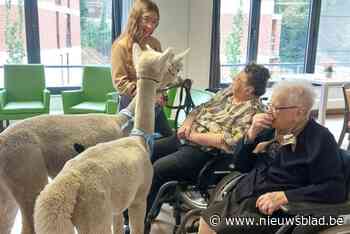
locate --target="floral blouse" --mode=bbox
[190,86,264,152]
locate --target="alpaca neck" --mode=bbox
[134,78,156,134]
[114,97,135,122]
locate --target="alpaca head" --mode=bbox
[159,48,190,90]
[133,44,175,84]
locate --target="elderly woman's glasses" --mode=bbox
[267,103,299,113]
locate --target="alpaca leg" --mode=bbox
[3,149,48,234]
[75,202,113,234]
[74,188,113,234]
[128,198,147,234]
[12,175,48,234]
[112,213,124,234]
[0,179,18,234]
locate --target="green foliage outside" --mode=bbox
[277,1,309,64]
[225,0,243,77]
[225,0,309,74]
[80,0,111,62]
[5,0,26,64]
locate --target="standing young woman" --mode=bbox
[111,0,172,137]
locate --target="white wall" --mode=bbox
[154,0,212,89]
[188,0,212,89]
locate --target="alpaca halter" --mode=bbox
[130,128,161,156]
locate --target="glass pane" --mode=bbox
[316,0,350,75]
[257,0,310,77]
[0,0,27,65]
[80,0,112,64]
[220,0,250,84]
[38,0,112,87]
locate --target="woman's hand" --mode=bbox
[256,191,288,215]
[247,113,273,141]
[125,83,137,97]
[156,94,166,107]
[177,117,194,140]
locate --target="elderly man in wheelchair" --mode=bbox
[145,63,271,232]
[195,81,349,234]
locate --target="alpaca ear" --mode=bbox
[160,47,174,66]
[159,48,174,73]
[173,48,190,64]
[132,43,143,67]
[145,44,156,52]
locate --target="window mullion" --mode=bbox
[247,0,261,63]
[24,0,41,63]
[305,0,321,73]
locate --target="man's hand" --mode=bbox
[247,113,273,141]
[256,191,288,215]
[177,117,194,140]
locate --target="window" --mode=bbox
[0,0,27,65]
[257,0,311,77]
[38,0,112,87]
[80,0,112,64]
[316,0,350,75]
[220,0,250,84]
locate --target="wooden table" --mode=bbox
[277,73,350,125]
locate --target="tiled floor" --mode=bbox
[9,115,350,234]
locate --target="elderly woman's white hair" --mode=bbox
[272,81,316,113]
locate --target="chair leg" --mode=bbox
[145,181,179,234]
[173,198,182,234]
[0,121,4,132]
[338,122,347,147]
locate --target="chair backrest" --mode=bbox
[4,64,45,101]
[82,66,115,102]
[342,84,350,122]
[163,87,177,120]
[190,88,215,106]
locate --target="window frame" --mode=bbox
[216,0,322,87]
[17,0,124,91]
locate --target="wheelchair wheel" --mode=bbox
[319,224,350,233]
[211,171,244,203]
[179,171,244,210]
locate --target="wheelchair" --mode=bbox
[145,82,271,233]
[175,149,350,234]
[145,152,236,233]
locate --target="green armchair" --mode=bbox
[0,64,50,127]
[62,65,119,114]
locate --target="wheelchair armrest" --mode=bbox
[197,154,235,191]
[280,200,350,216]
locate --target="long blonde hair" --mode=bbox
[116,0,160,70]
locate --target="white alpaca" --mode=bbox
[34,45,175,234]
[0,48,189,234]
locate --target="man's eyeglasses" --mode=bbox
[267,103,299,112]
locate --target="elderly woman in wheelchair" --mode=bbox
[197,81,348,234]
[145,63,271,230]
